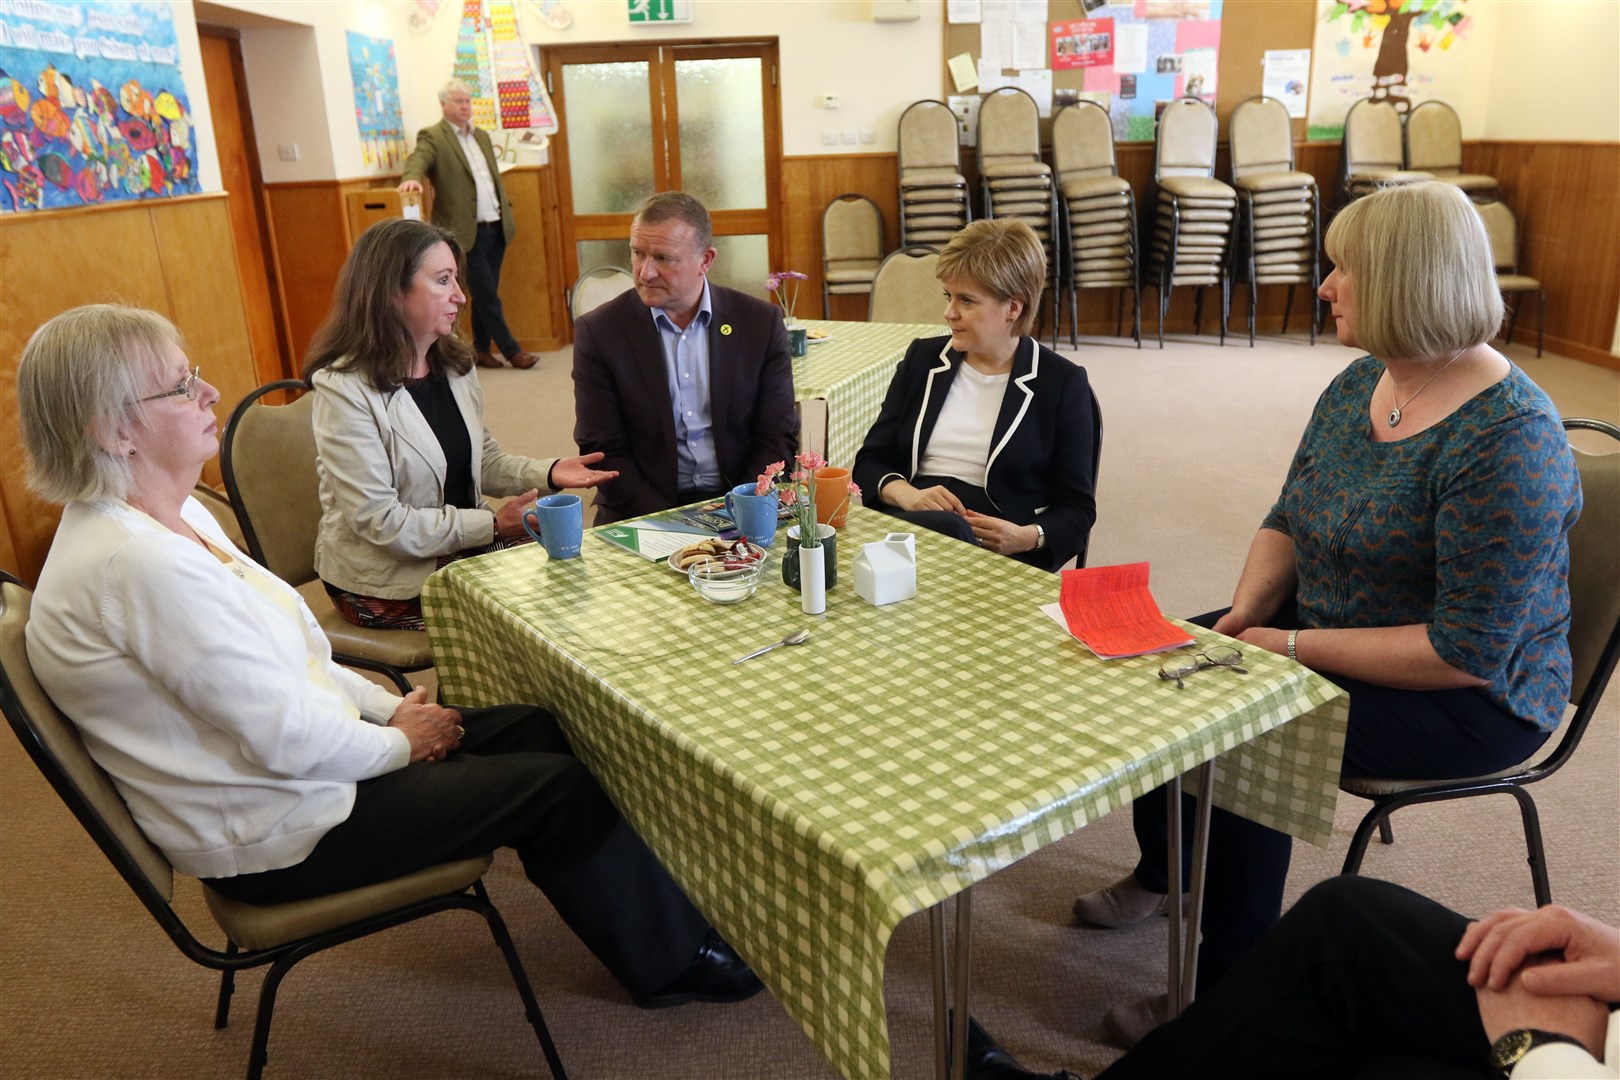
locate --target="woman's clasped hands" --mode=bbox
[389,686,464,763]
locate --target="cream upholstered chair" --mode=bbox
[869,244,943,325]
[0,574,565,1080]
[978,87,1059,340]
[1051,100,1139,348]
[1339,419,1620,905]
[897,100,970,247]
[192,483,247,550]
[1227,95,1321,346]
[221,381,432,688]
[821,194,884,317]
[1404,100,1497,197]
[1340,97,1433,199]
[1147,97,1235,347]
[1476,200,1545,356]
[569,265,634,324]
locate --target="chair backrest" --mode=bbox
[1155,97,1218,179]
[570,265,634,323]
[822,194,883,265]
[1564,419,1620,709]
[1229,95,1296,181]
[1051,101,1118,181]
[1474,200,1518,272]
[220,380,321,586]
[1404,100,1462,174]
[869,245,943,324]
[898,100,960,172]
[1343,97,1405,173]
[978,88,1041,167]
[0,578,177,908]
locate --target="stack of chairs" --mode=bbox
[1051,100,1139,348]
[1227,95,1321,346]
[977,87,1060,335]
[1404,101,1499,200]
[897,100,970,247]
[1476,200,1546,357]
[1340,97,1433,201]
[1146,97,1235,348]
[821,194,884,317]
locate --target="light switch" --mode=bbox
[821,129,839,146]
[841,128,858,144]
[277,143,300,162]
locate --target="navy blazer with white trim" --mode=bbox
[852,335,1098,570]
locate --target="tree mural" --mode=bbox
[1323,0,1473,110]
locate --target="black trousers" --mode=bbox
[871,474,1048,570]
[205,705,709,997]
[466,221,520,358]
[1098,875,1498,1079]
[1129,607,1550,989]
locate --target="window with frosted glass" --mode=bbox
[673,58,766,211]
[562,63,656,214]
[707,235,771,301]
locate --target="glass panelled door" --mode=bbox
[545,41,782,307]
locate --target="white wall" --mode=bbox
[1474,0,1620,141]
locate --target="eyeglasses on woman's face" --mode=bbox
[1157,645,1248,689]
[139,365,202,403]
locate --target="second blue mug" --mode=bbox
[522,493,583,560]
[724,483,778,547]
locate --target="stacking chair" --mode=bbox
[978,87,1060,337]
[897,100,971,247]
[1227,95,1321,346]
[1404,100,1498,198]
[1477,200,1546,356]
[0,573,566,1080]
[1146,97,1235,348]
[1340,97,1433,201]
[869,245,943,324]
[221,381,433,687]
[1339,419,1620,906]
[569,265,633,324]
[821,194,884,317]
[1051,100,1139,348]
[192,482,247,550]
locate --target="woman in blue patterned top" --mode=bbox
[1073,182,1583,1047]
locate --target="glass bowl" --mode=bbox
[687,550,767,604]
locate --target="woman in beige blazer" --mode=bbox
[306,219,615,629]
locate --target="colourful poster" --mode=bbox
[1307,0,1477,141]
[1081,0,1222,141]
[1052,18,1115,71]
[452,0,558,139]
[0,1,198,213]
[346,32,406,171]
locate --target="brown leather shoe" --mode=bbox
[475,350,502,368]
[508,350,540,370]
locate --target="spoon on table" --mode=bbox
[732,628,811,665]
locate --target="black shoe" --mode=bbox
[962,1015,1083,1080]
[634,929,765,1009]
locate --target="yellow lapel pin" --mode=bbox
[720,324,733,336]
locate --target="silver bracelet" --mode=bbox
[1286,629,1299,663]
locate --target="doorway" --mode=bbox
[542,40,783,307]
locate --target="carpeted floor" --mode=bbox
[1,331,1615,1079]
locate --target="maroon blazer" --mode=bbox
[572,284,798,525]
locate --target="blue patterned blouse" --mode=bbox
[1261,356,1580,732]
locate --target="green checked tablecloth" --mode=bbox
[423,509,1349,1080]
[796,320,943,468]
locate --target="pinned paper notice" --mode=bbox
[948,51,980,93]
[1042,562,1194,659]
[1113,23,1149,75]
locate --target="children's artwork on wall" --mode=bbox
[1077,0,1223,141]
[0,1,199,213]
[346,32,406,171]
[1307,0,1477,141]
[453,0,559,146]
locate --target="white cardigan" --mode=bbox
[310,364,557,599]
[26,497,409,879]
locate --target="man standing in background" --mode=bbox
[399,79,538,370]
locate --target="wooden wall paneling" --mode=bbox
[782,153,900,322]
[498,164,566,352]
[265,181,350,365]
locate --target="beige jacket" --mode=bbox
[311,364,556,599]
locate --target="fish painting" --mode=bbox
[5,163,44,210]
[0,73,33,130]
[37,151,72,188]
[1,130,32,172]
[30,97,70,139]
[75,165,102,202]
[118,117,159,152]
[37,65,76,105]
[119,80,154,120]
[154,90,184,122]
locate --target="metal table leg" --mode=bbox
[929,888,975,1080]
[1166,775,1184,1013]
[931,906,948,1080]
[1168,763,1218,1018]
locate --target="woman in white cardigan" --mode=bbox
[305,219,616,630]
[17,304,760,1008]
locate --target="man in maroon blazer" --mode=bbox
[572,192,798,525]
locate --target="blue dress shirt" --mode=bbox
[651,281,721,492]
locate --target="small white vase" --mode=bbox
[798,541,827,615]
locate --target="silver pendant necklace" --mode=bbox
[1386,348,1467,428]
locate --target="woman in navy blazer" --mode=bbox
[852,220,1099,571]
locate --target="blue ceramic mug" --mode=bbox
[521,493,583,560]
[724,483,778,547]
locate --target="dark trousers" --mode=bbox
[466,221,520,358]
[871,474,1049,570]
[1098,875,1498,1079]
[205,704,709,996]
[1130,607,1550,989]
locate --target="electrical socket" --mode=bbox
[841,128,858,144]
[860,129,876,144]
[821,129,839,146]
[277,143,300,162]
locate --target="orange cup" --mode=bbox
[813,466,851,528]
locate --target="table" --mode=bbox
[423,510,1349,1080]
[795,320,944,468]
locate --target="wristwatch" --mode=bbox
[1489,1028,1585,1073]
[1033,523,1047,551]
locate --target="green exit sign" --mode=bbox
[628,0,691,23]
